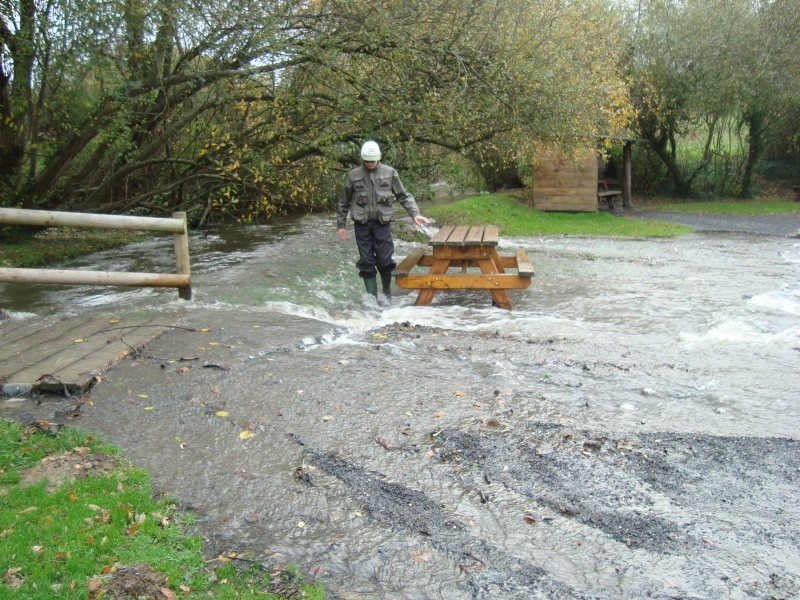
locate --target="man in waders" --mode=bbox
[337,140,430,300]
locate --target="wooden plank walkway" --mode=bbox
[0,313,177,396]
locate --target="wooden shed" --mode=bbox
[530,138,638,212]
[530,148,598,212]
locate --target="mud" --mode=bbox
[88,563,170,600]
[17,448,117,493]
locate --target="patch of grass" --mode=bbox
[425,194,691,237]
[0,418,324,599]
[636,196,800,214]
[0,228,148,268]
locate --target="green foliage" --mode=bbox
[426,194,691,237]
[623,0,800,197]
[0,0,635,222]
[0,419,323,599]
[2,0,796,217]
[0,229,147,268]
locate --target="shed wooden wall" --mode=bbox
[531,149,598,212]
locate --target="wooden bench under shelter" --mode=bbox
[393,225,533,310]
[597,178,623,210]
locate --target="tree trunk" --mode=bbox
[739,108,763,198]
[644,131,692,196]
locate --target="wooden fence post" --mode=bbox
[0,208,192,298]
[622,141,633,208]
[173,211,192,300]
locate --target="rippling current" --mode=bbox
[4,214,798,437]
[2,213,800,599]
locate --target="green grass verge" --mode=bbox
[425,194,692,237]
[636,197,800,214]
[0,228,148,268]
[0,419,323,599]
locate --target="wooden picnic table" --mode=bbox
[597,178,622,210]
[393,225,533,309]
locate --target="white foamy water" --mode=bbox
[2,217,799,436]
[750,289,800,316]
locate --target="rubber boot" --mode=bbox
[363,275,378,298]
[379,271,392,298]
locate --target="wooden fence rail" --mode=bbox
[0,208,192,300]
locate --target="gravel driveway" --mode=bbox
[629,207,800,237]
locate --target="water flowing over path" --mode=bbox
[2,214,799,599]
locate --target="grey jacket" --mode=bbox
[337,163,421,229]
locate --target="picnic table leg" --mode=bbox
[476,253,513,310]
[414,259,451,306]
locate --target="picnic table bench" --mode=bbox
[598,178,622,210]
[393,224,533,309]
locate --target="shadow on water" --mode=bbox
[2,213,800,598]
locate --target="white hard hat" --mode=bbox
[360,140,381,161]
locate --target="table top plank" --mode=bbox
[429,225,455,246]
[464,226,485,246]
[444,225,470,246]
[482,224,499,245]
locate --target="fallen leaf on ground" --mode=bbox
[409,549,430,562]
[3,567,24,588]
[86,576,101,593]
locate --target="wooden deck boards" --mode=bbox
[0,313,177,396]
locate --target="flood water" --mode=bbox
[2,213,799,598]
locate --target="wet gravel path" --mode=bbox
[629,208,800,237]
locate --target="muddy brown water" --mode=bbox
[2,214,799,599]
